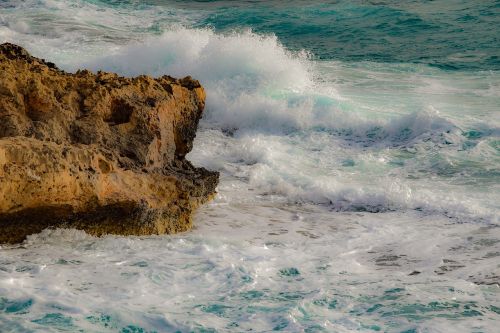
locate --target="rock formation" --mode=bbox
[0,43,218,243]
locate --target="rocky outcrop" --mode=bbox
[0,43,218,243]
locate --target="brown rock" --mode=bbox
[0,43,219,243]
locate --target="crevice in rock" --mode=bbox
[106,98,134,125]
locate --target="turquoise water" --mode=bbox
[74,0,500,70]
[191,0,500,70]
[0,0,499,332]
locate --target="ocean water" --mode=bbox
[0,0,499,332]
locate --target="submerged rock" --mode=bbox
[0,43,219,243]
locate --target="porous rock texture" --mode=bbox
[0,43,218,243]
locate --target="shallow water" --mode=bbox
[0,0,499,332]
[1,209,499,332]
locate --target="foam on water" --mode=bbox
[0,0,499,331]
[0,208,499,332]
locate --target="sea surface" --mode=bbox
[1,1,499,332]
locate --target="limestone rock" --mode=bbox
[0,43,219,243]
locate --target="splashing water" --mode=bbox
[0,0,499,332]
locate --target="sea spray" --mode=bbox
[0,0,499,331]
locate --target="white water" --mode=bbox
[1,211,499,332]
[0,1,499,332]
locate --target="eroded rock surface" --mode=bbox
[0,43,218,243]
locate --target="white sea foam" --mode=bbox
[1,207,499,332]
[0,1,499,331]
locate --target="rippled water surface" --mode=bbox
[0,0,499,332]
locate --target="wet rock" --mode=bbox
[0,43,219,243]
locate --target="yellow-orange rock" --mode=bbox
[0,43,218,243]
